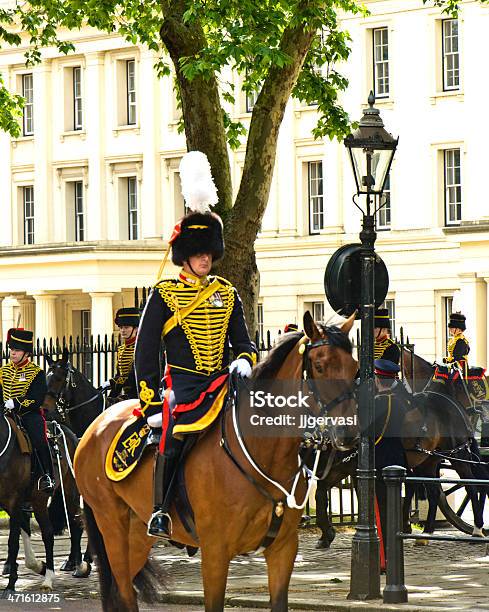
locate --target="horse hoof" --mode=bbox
[472,527,485,538]
[60,559,76,572]
[315,539,331,550]
[415,538,429,546]
[1,588,15,599]
[40,584,53,592]
[25,559,44,575]
[2,562,10,576]
[72,562,91,578]
[186,546,199,558]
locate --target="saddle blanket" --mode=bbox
[433,365,489,401]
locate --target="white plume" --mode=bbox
[179,151,218,214]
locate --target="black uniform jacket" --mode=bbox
[110,338,138,399]
[446,334,470,366]
[374,337,400,365]
[135,272,256,416]
[0,360,48,415]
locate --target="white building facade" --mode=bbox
[0,0,487,367]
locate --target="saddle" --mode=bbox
[433,364,489,403]
[6,415,31,455]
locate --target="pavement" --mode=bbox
[0,524,488,611]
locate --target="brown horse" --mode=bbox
[74,311,359,612]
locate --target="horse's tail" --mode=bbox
[83,503,114,610]
[48,487,67,535]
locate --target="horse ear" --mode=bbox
[340,311,356,336]
[45,354,53,366]
[303,311,320,340]
[62,347,69,363]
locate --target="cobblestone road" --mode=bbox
[1,525,488,611]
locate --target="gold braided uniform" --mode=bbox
[110,339,137,398]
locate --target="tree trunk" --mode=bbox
[160,0,315,338]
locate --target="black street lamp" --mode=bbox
[345,91,398,600]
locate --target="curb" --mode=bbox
[158,591,449,611]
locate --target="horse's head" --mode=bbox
[43,348,73,418]
[303,311,359,450]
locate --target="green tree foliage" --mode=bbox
[0,0,481,326]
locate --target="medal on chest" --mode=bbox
[19,373,27,382]
[209,292,224,308]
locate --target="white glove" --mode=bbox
[100,380,112,390]
[229,358,252,378]
[4,399,14,410]
[147,413,163,428]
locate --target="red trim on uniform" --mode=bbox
[41,412,48,443]
[172,373,228,414]
[375,497,386,572]
[159,367,174,454]
[14,357,29,369]
[374,368,397,379]
[125,336,137,346]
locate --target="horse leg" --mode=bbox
[402,482,415,533]
[200,543,230,612]
[32,499,55,591]
[21,529,45,574]
[2,509,22,596]
[91,504,139,612]
[264,533,298,612]
[415,483,440,546]
[315,482,335,549]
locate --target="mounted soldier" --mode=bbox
[101,307,139,402]
[444,312,470,377]
[135,151,257,539]
[374,307,400,365]
[0,328,53,492]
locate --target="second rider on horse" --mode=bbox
[0,328,54,492]
[135,151,257,539]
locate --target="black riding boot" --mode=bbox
[147,449,181,539]
[35,446,55,493]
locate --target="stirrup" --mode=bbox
[38,474,55,493]
[147,509,172,539]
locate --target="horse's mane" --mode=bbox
[252,332,304,381]
[252,325,352,381]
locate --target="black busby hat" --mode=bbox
[7,328,33,353]
[374,308,391,329]
[448,312,466,331]
[170,212,224,266]
[115,308,140,327]
[169,151,224,267]
[284,323,299,333]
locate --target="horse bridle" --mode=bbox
[46,363,101,418]
[302,337,357,419]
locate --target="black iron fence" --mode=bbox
[0,325,416,527]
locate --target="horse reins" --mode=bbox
[46,364,104,415]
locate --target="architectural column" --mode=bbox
[17,297,36,331]
[85,53,106,241]
[459,273,487,369]
[89,292,114,340]
[33,293,58,343]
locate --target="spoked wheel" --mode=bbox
[437,466,489,536]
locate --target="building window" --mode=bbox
[444,148,461,226]
[73,67,83,130]
[443,296,453,353]
[376,173,391,230]
[127,176,138,240]
[381,299,396,338]
[126,60,136,125]
[23,186,34,245]
[442,19,459,91]
[22,73,34,136]
[257,303,264,345]
[312,301,325,323]
[308,161,324,234]
[74,181,84,242]
[373,27,389,98]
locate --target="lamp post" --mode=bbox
[344,92,398,600]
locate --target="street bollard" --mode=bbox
[382,466,408,604]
